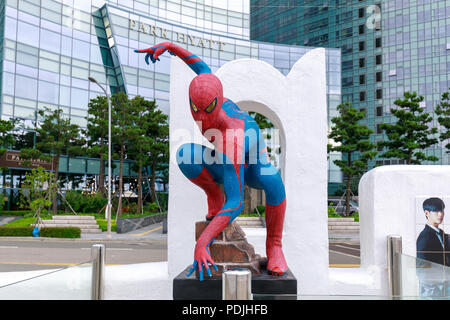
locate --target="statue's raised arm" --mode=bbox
[135,42,211,75]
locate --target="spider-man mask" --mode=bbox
[189,73,224,128]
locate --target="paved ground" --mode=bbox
[0,216,360,270]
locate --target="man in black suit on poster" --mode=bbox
[416,197,450,297]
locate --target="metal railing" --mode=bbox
[387,235,402,299]
[222,269,252,300]
[0,243,105,300]
[91,243,106,300]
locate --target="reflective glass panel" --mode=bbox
[17,20,39,47]
[40,29,61,53]
[15,75,37,100]
[0,261,93,300]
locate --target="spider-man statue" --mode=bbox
[136,42,287,281]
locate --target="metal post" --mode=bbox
[106,81,112,239]
[91,243,105,300]
[387,235,402,299]
[222,269,252,300]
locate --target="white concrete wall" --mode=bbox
[329,165,450,296]
[168,49,329,295]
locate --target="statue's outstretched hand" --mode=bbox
[134,43,175,64]
[186,239,218,281]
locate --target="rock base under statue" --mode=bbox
[194,220,265,277]
[173,220,297,300]
[173,266,297,300]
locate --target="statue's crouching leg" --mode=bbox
[176,143,225,220]
[265,198,287,276]
[249,163,287,276]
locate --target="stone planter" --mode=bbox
[116,214,167,234]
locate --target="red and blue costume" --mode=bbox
[136,42,287,280]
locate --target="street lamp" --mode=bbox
[88,76,112,239]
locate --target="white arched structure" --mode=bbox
[168,49,329,295]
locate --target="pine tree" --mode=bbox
[378,91,438,164]
[111,92,138,218]
[29,107,85,214]
[127,96,151,214]
[0,118,17,156]
[435,88,450,153]
[328,102,377,216]
[85,96,109,196]
[145,104,169,205]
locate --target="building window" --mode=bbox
[342,76,353,87]
[359,74,366,84]
[376,54,382,65]
[341,43,353,54]
[343,93,353,103]
[376,106,383,116]
[375,37,382,48]
[360,91,366,101]
[358,8,365,18]
[359,108,366,117]
[377,144,384,152]
[376,88,383,99]
[359,24,365,34]
[377,123,383,134]
[359,41,365,51]
[359,57,365,68]
[342,60,353,71]
[376,71,382,82]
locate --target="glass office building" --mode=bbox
[0,0,340,192]
[251,0,450,189]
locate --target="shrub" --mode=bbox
[97,219,117,232]
[39,227,81,238]
[144,202,160,213]
[0,226,81,238]
[155,192,168,211]
[64,190,107,213]
[123,203,137,214]
[254,205,265,215]
[0,210,32,216]
[0,226,33,236]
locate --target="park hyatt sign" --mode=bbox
[0,151,55,170]
[129,19,227,51]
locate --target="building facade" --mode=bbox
[0,0,340,194]
[251,0,450,192]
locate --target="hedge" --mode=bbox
[0,226,81,238]
[0,226,33,237]
[39,227,81,238]
[0,211,32,216]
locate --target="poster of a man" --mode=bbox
[416,197,450,297]
[416,197,450,266]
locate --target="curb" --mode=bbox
[0,236,161,242]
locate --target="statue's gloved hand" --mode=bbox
[134,43,175,64]
[186,238,218,281]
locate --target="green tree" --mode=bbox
[328,102,377,216]
[0,118,17,156]
[85,96,109,196]
[435,88,450,153]
[19,166,57,227]
[249,111,274,130]
[23,107,85,214]
[127,96,150,214]
[145,104,169,206]
[111,92,138,218]
[378,92,439,164]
